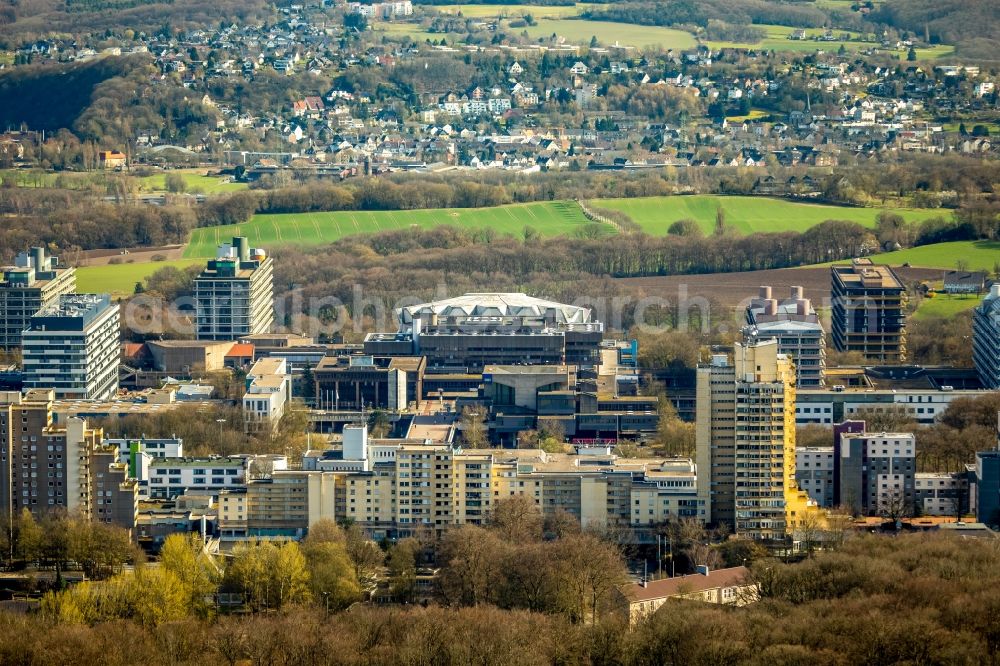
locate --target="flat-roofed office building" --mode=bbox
[0,247,76,350]
[831,259,906,362]
[364,293,604,372]
[195,236,274,341]
[22,294,120,400]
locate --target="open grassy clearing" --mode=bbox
[940,121,1000,134]
[380,17,696,49]
[184,200,603,258]
[725,109,769,123]
[589,195,945,235]
[521,19,696,49]
[136,171,246,194]
[0,168,245,194]
[865,241,1000,273]
[913,293,982,320]
[75,259,202,297]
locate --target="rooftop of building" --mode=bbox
[51,395,215,418]
[484,364,571,376]
[621,566,751,603]
[248,357,286,376]
[405,414,457,443]
[246,375,287,390]
[149,456,247,466]
[315,355,424,372]
[399,292,593,325]
[832,260,904,290]
[30,293,113,326]
[147,339,235,349]
[943,270,988,286]
[809,365,983,391]
[978,284,1000,311]
[751,319,824,333]
[226,343,255,358]
[1,247,73,287]
[239,333,315,347]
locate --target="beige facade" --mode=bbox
[697,340,815,540]
[0,390,137,530]
[147,340,233,373]
[219,444,705,539]
[615,566,757,626]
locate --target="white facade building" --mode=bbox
[21,294,120,400]
[243,357,291,432]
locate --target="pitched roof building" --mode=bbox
[614,566,756,625]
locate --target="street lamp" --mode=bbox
[321,591,330,616]
[216,418,226,445]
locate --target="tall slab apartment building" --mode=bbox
[0,389,137,528]
[831,259,906,362]
[195,236,274,341]
[696,340,816,540]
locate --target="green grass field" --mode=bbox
[589,195,945,235]
[380,16,696,50]
[913,293,981,320]
[76,259,202,297]
[521,19,696,49]
[136,172,246,194]
[0,168,245,194]
[184,200,603,258]
[866,241,1000,272]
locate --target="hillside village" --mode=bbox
[1,2,996,181]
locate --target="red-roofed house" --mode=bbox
[225,343,255,369]
[614,566,757,626]
[122,342,151,367]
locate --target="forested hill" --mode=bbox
[875,0,1000,60]
[0,56,147,133]
[0,0,269,47]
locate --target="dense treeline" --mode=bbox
[268,219,871,316]
[2,532,999,664]
[437,497,628,621]
[0,198,195,260]
[4,156,997,259]
[914,393,1000,474]
[0,55,220,154]
[415,0,574,5]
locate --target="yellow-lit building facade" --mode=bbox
[696,340,820,540]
